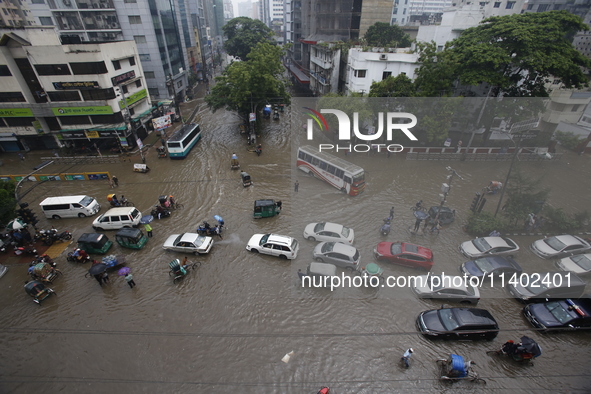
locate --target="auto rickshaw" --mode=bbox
[253,199,281,219]
[24,280,55,304]
[157,146,167,158]
[241,171,252,187]
[231,158,240,170]
[428,206,455,225]
[169,258,201,283]
[107,194,133,207]
[436,354,486,384]
[115,227,148,250]
[133,163,150,173]
[29,262,61,283]
[77,233,113,254]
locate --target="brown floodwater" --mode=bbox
[1,99,591,393]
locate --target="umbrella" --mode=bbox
[88,262,107,276]
[140,215,154,224]
[118,267,131,276]
[413,210,429,220]
[6,218,26,230]
[214,215,224,223]
[520,336,542,358]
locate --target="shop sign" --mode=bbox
[52,106,114,116]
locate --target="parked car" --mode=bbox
[459,236,519,259]
[416,307,499,340]
[303,222,354,244]
[163,233,213,255]
[298,262,338,287]
[373,241,434,271]
[555,253,591,276]
[460,256,523,279]
[246,234,299,260]
[530,235,591,259]
[507,272,587,303]
[0,263,7,279]
[523,298,591,332]
[428,206,455,225]
[313,242,360,270]
[412,275,480,304]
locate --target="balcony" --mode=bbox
[311,55,332,70]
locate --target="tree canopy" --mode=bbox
[223,17,274,61]
[368,74,416,97]
[205,42,290,117]
[0,181,16,225]
[364,22,412,48]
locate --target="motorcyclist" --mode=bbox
[502,340,519,356]
[415,200,423,210]
[111,195,120,206]
[255,144,262,156]
[120,195,128,205]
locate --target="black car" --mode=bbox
[460,255,523,279]
[428,206,455,225]
[416,307,499,340]
[523,298,591,331]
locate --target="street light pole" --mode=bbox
[118,84,145,163]
[494,138,520,218]
[434,166,463,224]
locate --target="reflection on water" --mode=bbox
[1,105,590,393]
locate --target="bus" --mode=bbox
[296,145,365,196]
[166,123,202,159]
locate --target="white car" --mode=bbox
[412,275,480,304]
[303,222,354,244]
[459,236,519,259]
[556,253,591,276]
[246,234,299,260]
[313,242,360,270]
[530,235,591,259]
[163,233,213,255]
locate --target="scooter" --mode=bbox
[150,207,171,219]
[14,246,37,256]
[380,218,391,236]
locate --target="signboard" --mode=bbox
[0,108,33,117]
[52,81,99,90]
[52,106,114,116]
[111,70,136,85]
[118,89,148,109]
[249,113,256,122]
[152,114,171,131]
[136,138,143,150]
[120,137,129,147]
[33,120,44,134]
[85,130,100,138]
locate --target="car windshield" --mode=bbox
[390,243,402,255]
[438,309,460,331]
[194,236,206,247]
[341,226,350,238]
[571,255,591,270]
[472,238,491,252]
[544,237,566,252]
[174,234,183,244]
[291,239,298,250]
[321,242,334,253]
[352,249,360,261]
[526,277,548,293]
[80,196,94,207]
[314,223,325,232]
[259,234,270,245]
[546,302,575,324]
[473,258,494,274]
[428,277,444,291]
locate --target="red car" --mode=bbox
[374,242,434,271]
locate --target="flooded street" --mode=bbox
[1,98,591,393]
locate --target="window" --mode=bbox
[121,84,128,94]
[32,0,45,3]
[134,35,147,44]
[47,91,81,101]
[112,60,121,70]
[2,9,7,15]
[177,81,182,88]
[39,16,52,25]
[129,107,135,116]
[144,71,155,79]
[124,0,137,2]
[59,115,91,125]
[69,61,108,75]
[0,91,25,102]
[139,54,150,61]
[354,69,366,78]
[572,104,580,112]
[553,4,560,10]
[527,4,533,9]
[506,1,515,8]
[135,80,142,88]
[0,65,11,76]
[129,56,135,66]
[129,15,141,24]
[90,113,124,123]
[35,64,71,75]
[382,71,392,80]
[537,4,548,11]
[81,88,116,100]
[6,117,35,126]
[493,2,500,7]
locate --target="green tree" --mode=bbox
[0,181,16,225]
[364,22,412,48]
[368,74,416,97]
[223,17,274,61]
[413,41,457,97]
[446,11,591,97]
[501,170,549,227]
[205,42,290,119]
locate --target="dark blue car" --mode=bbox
[460,255,522,278]
[524,298,591,331]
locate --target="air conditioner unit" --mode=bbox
[379,54,387,60]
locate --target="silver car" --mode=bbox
[312,241,360,270]
[412,275,480,304]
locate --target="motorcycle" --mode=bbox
[196,221,224,237]
[67,249,90,264]
[255,145,262,156]
[150,207,171,219]
[380,220,391,236]
[14,246,37,256]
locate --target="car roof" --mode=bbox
[267,234,294,244]
[103,207,136,214]
[309,262,338,276]
[451,308,497,327]
[482,237,512,248]
[553,234,588,246]
[78,233,107,243]
[321,222,344,232]
[179,233,201,242]
[401,242,432,258]
[330,242,357,254]
[481,255,520,268]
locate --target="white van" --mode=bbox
[92,207,142,230]
[40,195,101,219]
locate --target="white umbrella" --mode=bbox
[6,218,26,230]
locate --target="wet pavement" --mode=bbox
[1,94,591,393]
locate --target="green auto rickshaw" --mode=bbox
[253,199,282,219]
[77,233,113,254]
[115,227,148,250]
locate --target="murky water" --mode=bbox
[1,100,591,393]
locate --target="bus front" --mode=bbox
[350,171,366,196]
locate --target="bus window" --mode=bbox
[352,173,365,183]
[335,169,344,179]
[305,153,313,162]
[311,157,320,166]
[327,165,336,175]
[298,151,306,160]
[168,142,181,148]
[319,161,327,170]
[344,176,352,184]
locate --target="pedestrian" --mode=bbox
[112,175,119,187]
[389,206,394,220]
[94,274,103,287]
[144,223,153,237]
[215,225,223,240]
[102,271,110,284]
[401,348,413,368]
[431,220,442,234]
[108,177,114,188]
[294,180,299,192]
[413,218,421,233]
[422,219,430,232]
[125,273,136,288]
[456,140,463,153]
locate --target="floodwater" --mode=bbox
[1,100,591,393]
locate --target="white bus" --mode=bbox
[40,195,101,219]
[296,146,366,196]
[167,123,202,159]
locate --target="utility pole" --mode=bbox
[434,166,463,224]
[494,138,521,218]
[118,84,145,163]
